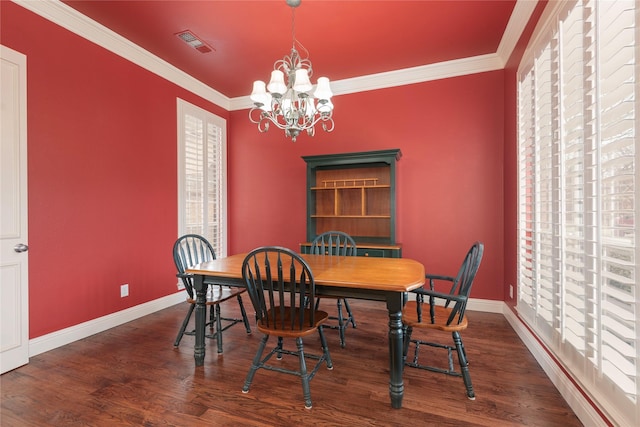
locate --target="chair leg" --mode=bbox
[318,326,333,370]
[237,295,252,334]
[296,337,313,409]
[335,299,346,348]
[215,304,223,354]
[276,336,284,360]
[453,331,475,400]
[402,326,413,365]
[174,304,195,347]
[242,334,269,394]
[342,298,357,328]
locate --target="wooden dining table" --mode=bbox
[186,252,425,409]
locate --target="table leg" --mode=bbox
[386,292,404,408]
[193,274,207,366]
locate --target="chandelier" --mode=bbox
[248,0,334,142]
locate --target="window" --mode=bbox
[177,99,227,258]
[517,1,638,425]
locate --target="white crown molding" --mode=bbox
[13,0,231,110]
[496,0,539,65]
[14,0,536,113]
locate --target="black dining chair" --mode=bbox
[402,241,484,400]
[241,246,333,409]
[310,231,357,348]
[173,234,251,353]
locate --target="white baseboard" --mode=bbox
[29,292,185,357]
[467,297,504,313]
[502,305,608,427]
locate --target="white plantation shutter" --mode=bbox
[597,0,636,402]
[518,64,535,318]
[559,0,588,361]
[177,99,227,257]
[517,1,638,425]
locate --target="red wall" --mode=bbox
[3,1,534,339]
[229,72,505,301]
[1,3,228,338]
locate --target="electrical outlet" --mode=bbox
[177,281,185,290]
[120,283,129,298]
[509,284,514,299]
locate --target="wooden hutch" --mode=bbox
[300,149,402,258]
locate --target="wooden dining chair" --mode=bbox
[173,234,251,353]
[310,230,357,348]
[402,241,484,400]
[241,246,333,409]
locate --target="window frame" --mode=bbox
[516,1,639,425]
[176,98,228,258]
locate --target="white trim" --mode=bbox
[15,0,537,112]
[466,297,504,314]
[518,0,567,76]
[496,0,539,64]
[176,98,228,257]
[28,292,184,357]
[503,306,609,427]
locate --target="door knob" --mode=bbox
[13,243,28,253]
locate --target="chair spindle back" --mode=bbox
[173,234,216,299]
[416,241,484,326]
[310,231,357,257]
[242,246,316,331]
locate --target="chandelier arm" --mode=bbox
[321,118,335,133]
[248,106,263,125]
[248,108,271,133]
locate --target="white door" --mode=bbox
[0,45,29,374]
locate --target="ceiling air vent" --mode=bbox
[175,30,214,53]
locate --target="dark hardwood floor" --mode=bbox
[1,299,583,426]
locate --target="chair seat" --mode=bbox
[402,301,468,332]
[186,285,246,305]
[257,307,329,338]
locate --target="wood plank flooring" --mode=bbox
[1,299,583,426]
